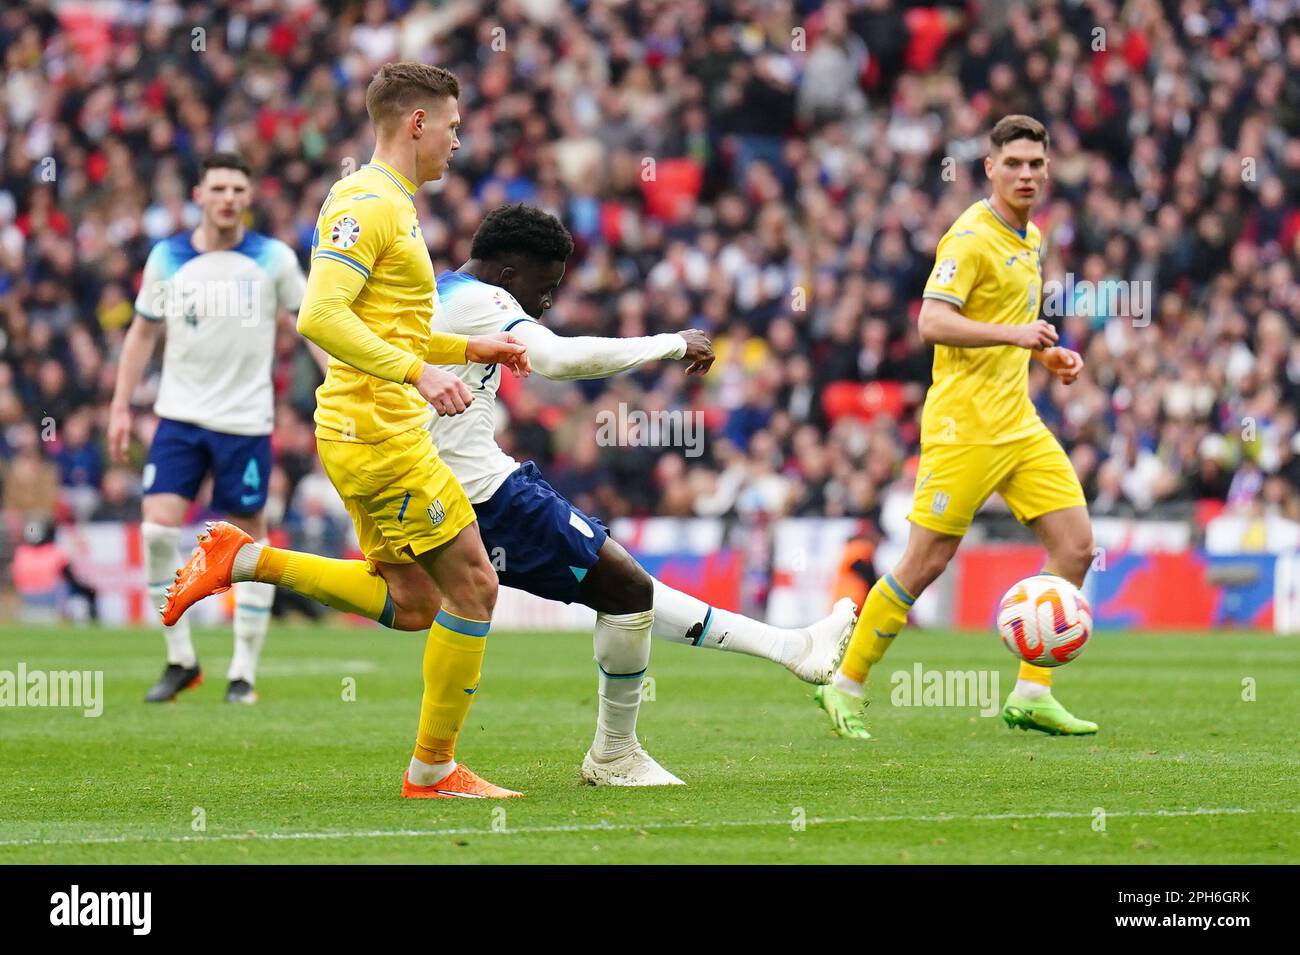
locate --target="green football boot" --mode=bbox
[1002,690,1098,736]
[814,684,872,740]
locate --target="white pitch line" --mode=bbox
[1,805,1294,849]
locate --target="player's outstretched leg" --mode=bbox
[651,580,856,683]
[816,525,962,739]
[1002,506,1098,736]
[163,522,412,628]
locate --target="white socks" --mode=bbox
[832,672,866,697]
[142,522,196,668]
[1014,679,1050,700]
[230,541,263,583]
[591,609,654,762]
[228,570,274,684]
[651,580,798,665]
[408,757,456,786]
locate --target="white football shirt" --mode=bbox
[429,272,533,503]
[134,231,306,436]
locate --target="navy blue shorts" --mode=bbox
[143,418,271,514]
[475,462,608,604]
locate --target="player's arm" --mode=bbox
[919,227,1058,350]
[299,262,485,414]
[108,313,163,463]
[298,212,527,414]
[110,243,171,463]
[917,298,1058,350]
[276,308,330,377]
[297,255,434,384]
[501,319,707,380]
[304,338,330,376]
[298,195,475,378]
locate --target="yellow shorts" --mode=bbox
[908,426,1086,537]
[317,426,476,565]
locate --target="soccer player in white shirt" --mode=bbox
[422,204,855,785]
[108,153,308,705]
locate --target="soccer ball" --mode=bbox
[996,575,1092,667]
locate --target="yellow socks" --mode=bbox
[414,609,489,764]
[836,573,915,689]
[1015,661,1053,695]
[253,547,395,626]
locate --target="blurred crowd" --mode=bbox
[2,0,1300,576]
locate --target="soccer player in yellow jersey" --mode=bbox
[162,63,532,798]
[816,115,1099,739]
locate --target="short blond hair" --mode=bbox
[365,62,460,130]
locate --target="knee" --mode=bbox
[449,558,497,621]
[388,574,440,629]
[610,565,654,614]
[391,593,439,632]
[1063,535,1097,579]
[616,566,650,613]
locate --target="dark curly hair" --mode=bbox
[470,203,574,264]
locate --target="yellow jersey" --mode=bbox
[920,198,1045,446]
[300,159,468,443]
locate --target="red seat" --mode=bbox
[822,380,905,424]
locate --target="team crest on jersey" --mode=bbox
[934,257,958,284]
[329,216,361,249]
[428,499,446,526]
[932,491,950,516]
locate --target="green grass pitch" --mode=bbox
[1,620,1297,864]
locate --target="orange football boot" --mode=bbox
[160,521,253,626]
[402,765,523,799]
